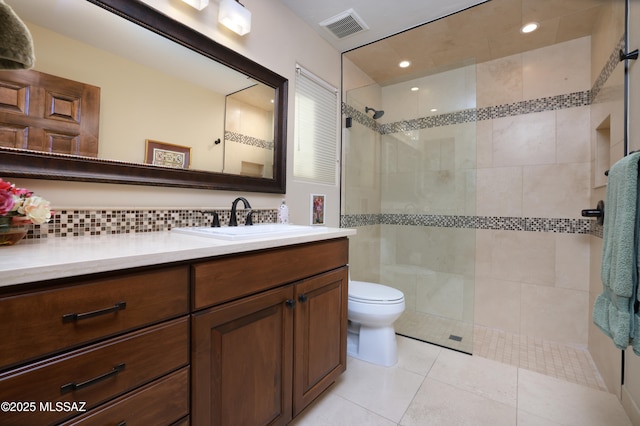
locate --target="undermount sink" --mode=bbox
[171,223,325,241]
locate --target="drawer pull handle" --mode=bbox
[62,301,127,323]
[61,363,126,394]
[117,422,126,426]
[298,294,308,303]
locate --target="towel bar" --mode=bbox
[581,200,605,226]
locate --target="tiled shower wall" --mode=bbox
[343,35,621,347]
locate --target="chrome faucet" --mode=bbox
[229,197,252,226]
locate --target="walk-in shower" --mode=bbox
[342,0,613,355]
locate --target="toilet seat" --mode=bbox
[349,280,404,304]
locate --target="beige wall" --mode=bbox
[474,37,592,345]
[11,0,342,226]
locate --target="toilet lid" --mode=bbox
[349,280,404,303]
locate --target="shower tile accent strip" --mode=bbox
[344,91,591,134]
[22,208,278,240]
[591,35,625,102]
[225,130,274,150]
[341,213,595,235]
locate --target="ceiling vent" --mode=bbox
[319,9,369,39]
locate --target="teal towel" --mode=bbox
[594,151,640,351]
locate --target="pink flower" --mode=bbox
[0,178,53,225]
[0,178,12,192]
[0,191,14,215]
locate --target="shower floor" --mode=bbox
[395,310,474,353]
[395,311,606,392]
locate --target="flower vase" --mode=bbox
[0,217,28,246]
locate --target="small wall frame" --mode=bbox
[310,194,325,225]
[145,139,191,169]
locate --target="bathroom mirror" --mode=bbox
[0,0,287,193]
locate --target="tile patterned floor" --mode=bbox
[291,336,632,426]
[474,326,606,392]
[396,310,606,391]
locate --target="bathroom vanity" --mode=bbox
[0,227,354,425]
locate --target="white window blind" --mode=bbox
[293,65,339,185]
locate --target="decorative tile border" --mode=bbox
[24,208,278,240]
[225,131,274,150]
[341,213,594,235]
[346,90,592,135]
[591,35,625,102]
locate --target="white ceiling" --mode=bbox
[278,0,490,52]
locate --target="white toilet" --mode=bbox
[347,278,405,367]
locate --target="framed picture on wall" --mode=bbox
[310,194,325,225]
[145,139,191,169]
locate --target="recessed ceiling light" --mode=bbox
[399,60,411,68]
[521,22,539,33]
[430,108,437,112]
[411,87,419,91]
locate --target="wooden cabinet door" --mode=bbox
[293,267,348,416]
[0,69,100,156]
[192,285,294,426]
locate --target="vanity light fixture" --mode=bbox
[218,0,252,36]
[399,60,411,68]
[182,0,209,11]
[520,22,539,34]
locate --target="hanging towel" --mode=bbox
[593,151,640,351]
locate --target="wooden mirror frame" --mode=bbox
[0,0,287,193]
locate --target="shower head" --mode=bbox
[365,106,384,120]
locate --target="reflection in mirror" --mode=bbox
[224,84,275,178]
[0,0,287,193]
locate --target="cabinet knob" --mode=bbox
[298,294,308,303]
[285,299,296,308]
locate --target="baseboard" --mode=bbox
[621,385,640,425]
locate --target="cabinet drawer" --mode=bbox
[0,266,189,369]
[193,237,348,309]
[60,367,190,426]
[0,317,189,426]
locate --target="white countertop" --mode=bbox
[0,227,356,288]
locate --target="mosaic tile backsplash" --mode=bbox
[24,208,278,240]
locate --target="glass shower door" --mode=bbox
[344,63,477,353]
